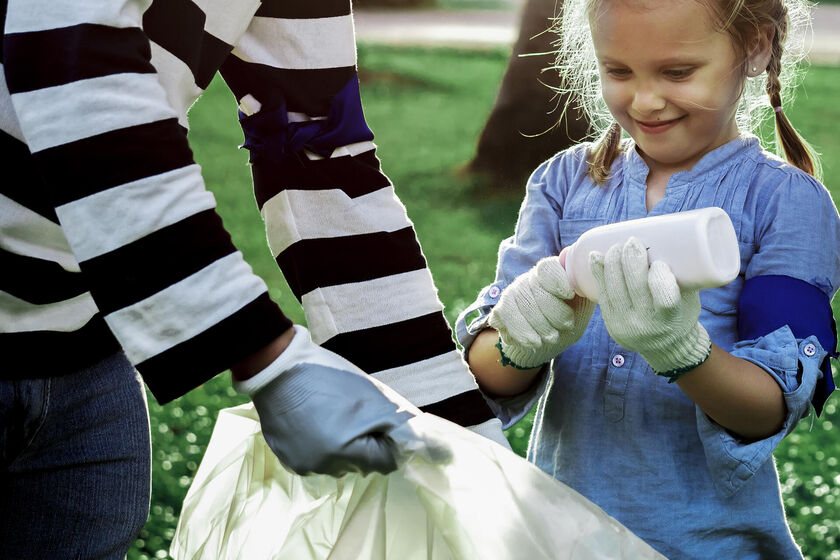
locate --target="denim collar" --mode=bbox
[621,133,760,189]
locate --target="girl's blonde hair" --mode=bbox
[550,0,819,184]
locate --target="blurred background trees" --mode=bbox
[466,0,589,190]
[353,0,591,191]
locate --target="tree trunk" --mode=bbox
[467,0,589,190]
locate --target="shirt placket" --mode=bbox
[603,339,635,422]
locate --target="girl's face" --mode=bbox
[590,0,745,175]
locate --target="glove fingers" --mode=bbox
[532,284,575,331]
[492,275,559,345]
[588,250,607,299]
[526,261,577,333]
[515,277,564,337]
[602,242,633,310]
[534,256,575,300]
[648,260,681,311]
[571,296,596,328]
[341,435,401,475]
[298,407,411,476]
[490,260,591,367]
[489,299,542,348]
[253,361,413,477]
[621,237,654,310]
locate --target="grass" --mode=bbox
[131,47,840,560]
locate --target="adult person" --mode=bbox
[0,0,507,557]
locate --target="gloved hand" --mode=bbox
[488,256,595,369]
[589,237,712,379]
[233,325,415,476]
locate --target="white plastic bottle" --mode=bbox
[559,207,740,302]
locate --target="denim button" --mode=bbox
[611,354,625,367]
[488,285,501,299]
[803,343,817,357]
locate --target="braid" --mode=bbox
[586,121,622,185]
[764,5,819,177]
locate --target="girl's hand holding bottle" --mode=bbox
[589,237,712,381]
[590,237,786,440]
[488,256,595,369]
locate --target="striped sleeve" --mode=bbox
[0,25,122,376]
[218,0,497,429]
[0,111,122,374]
[2,0,291,402]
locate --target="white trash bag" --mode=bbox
[171,390,666,560]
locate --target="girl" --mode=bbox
[455,0,840,557]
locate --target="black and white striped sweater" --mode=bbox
[0,0,499,433]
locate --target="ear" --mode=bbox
[747,25,775,77]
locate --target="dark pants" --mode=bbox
[0,352,151,559]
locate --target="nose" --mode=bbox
[631,82,666,116]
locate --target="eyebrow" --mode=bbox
[597,55,707,66]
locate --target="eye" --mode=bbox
[663,67,695,79]
[604,67,632,79]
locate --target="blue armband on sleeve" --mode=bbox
[738,275,838,415]
[238,75,374,163]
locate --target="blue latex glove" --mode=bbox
[234,325,414,476]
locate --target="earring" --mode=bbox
[752,66,757,73]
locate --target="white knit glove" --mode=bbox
[488,256,595,369]
[589,237,711,379]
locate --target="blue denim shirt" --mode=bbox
[455,135,840,559]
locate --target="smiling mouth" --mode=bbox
[635,116,684,134]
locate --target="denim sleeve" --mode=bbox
[454,154,572,350]
[454,154,573,427]
[746,172,840,292]
[452,295,550,428]
[695,325,828,497]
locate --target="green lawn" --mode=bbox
[131,47,840,559]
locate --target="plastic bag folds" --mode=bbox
[171,404,666,560]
